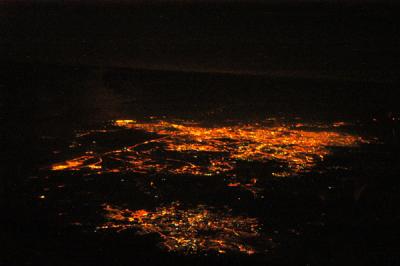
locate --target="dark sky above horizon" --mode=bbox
[2,1,400,82]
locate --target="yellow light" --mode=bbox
[50,119,371,186]
[98,202,263,255]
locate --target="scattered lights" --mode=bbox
[97,202,268,255]
[271,172,292,177]
[332,121,350,127]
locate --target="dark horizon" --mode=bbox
[2,1,400,82]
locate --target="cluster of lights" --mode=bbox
[52,119,369,178]
[97,202,265,255]
[47,118,372,255]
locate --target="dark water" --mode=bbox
[1,64,400,265]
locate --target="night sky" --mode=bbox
[2,1,400,82]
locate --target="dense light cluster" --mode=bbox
[51,155,101,171]
[97,202,264,255]
[51,119,369,177]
